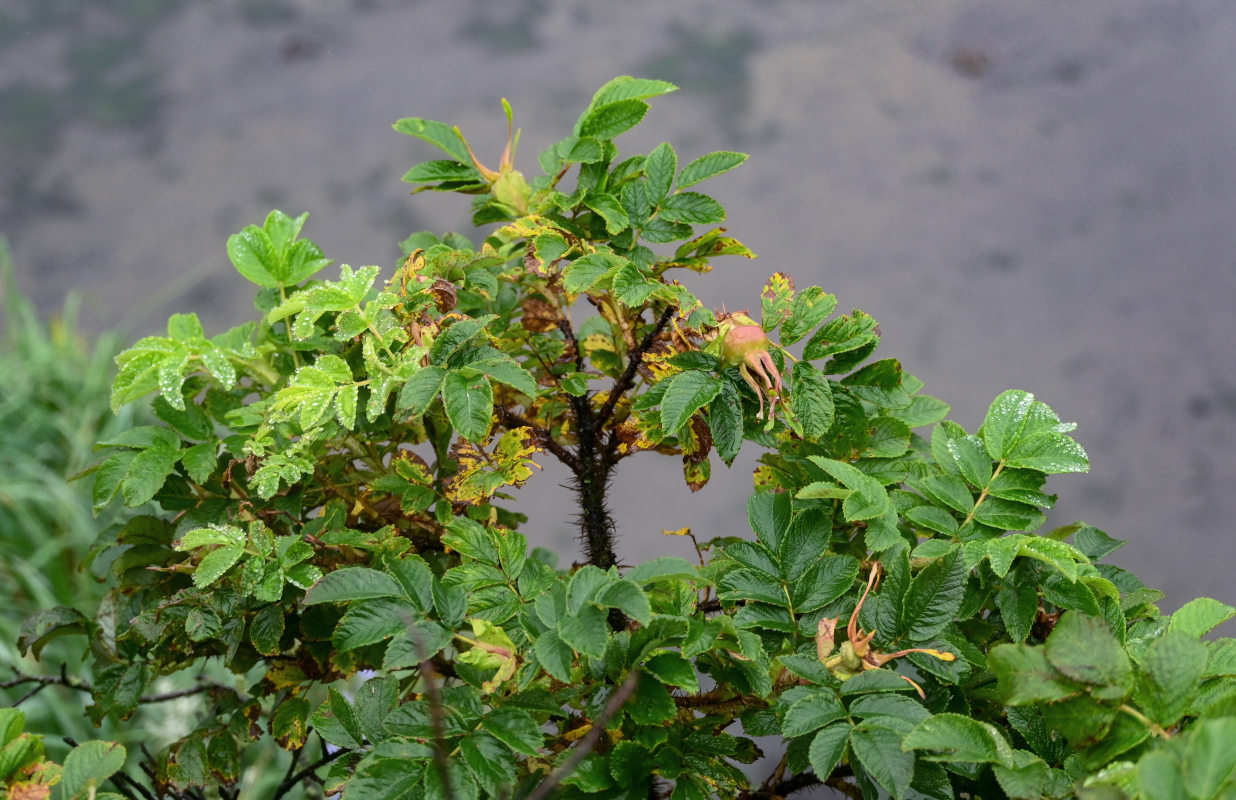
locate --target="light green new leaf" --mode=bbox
[393,117,471,163]
[660,370,722,434]
[588,76,678,108]
[676,151,748,189]
[442,370,494,441]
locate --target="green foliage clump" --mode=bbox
[9,78,1236,800]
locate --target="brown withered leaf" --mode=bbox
[521,297,559,332]
[429,278,458,313]
[682,415,713,492]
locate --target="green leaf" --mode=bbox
[992,750,1051,800]
[660,370,722,434]
[192,545,244,587]
[442,370,493,441]
[627,675,677,724]
[597,580,652,625]
[850,722,915,800]
[584,192,630,234]
[17,607,89,659]
[809,723,852,782]
[1044,612,1132,694]
[1138,750,1186,800]
[1005,433,1089,474]
[303,567,404,605]
[250,603,285,656]
[122,445,180,507]
[461,733,516,796]
[782,690,846,737]
[998,584,1039,643]
[904,506,959,536]
[948,435,992,488]
[333,598,409,651]
[429,315,497,366]
[792,554,861,613]
[902,714,1012,764]
[397,366,447,416]
[401,159,482,184]
[840,669,919,696]
[790,362,834,439]
[1136,631,1208,727]
[588,76,678,107]
[982,390,1036,461]
[658,192,725,225]
[803,310,879,362]
[59,740,126,800]
[483,708,543,756]
[578,99,649,139]
[563,252,625,293]
[780,287,838,345]
[644,142,677,205]
[1182,718,1236,800]
[558,605,608,658]
[708,381,744,466]
[902,547,967,642]
[393,117,471,163]
[533,630,574,683]
[1169,597,1236,637]
[676,151,748,189]
[609,741,652,787]
[611,263,659,307]
[643,652,699,693]
[988,643,1081,705]
[626,556,697,584]
[807,456,889,522]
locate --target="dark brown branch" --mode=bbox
[3,668,235,705]
[596,304,675,431]
[272,738,349,800]
[526,671,641,800]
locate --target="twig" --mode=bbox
[272,739,348,799]
[525,671,641,800]
[3,668,233,704]
[596,305,675,431]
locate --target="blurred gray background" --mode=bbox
[3,0,1235,618]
